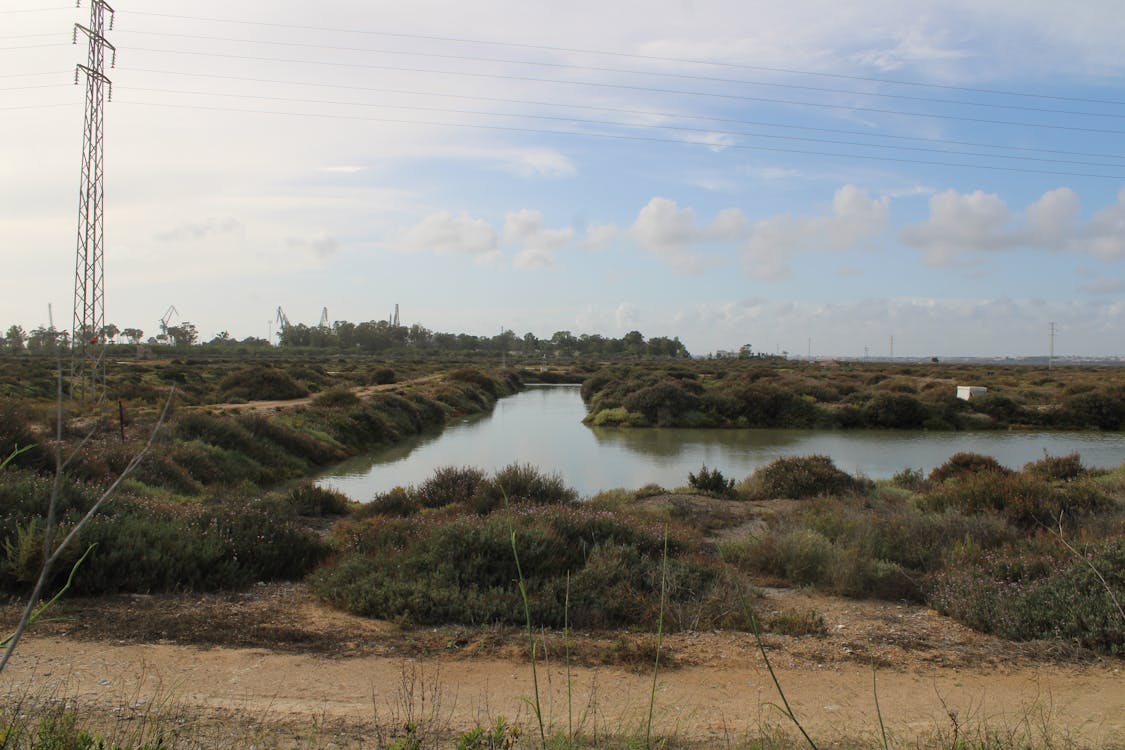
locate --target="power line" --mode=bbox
[123,9,1124,107]
[111,29,1125,119]
[119,84,1121,170]
[120,66,1125,162]
[111,99,1125,180]
[125,46,1125,136]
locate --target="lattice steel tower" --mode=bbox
[71,0,115,398]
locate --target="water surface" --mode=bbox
[317,385,1125,500]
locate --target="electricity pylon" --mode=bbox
[71,0,116,400]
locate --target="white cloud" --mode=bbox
[1080,277,1125,295]
[286,233,340,259]
[501,148,578,179]
[743,185,888,279]
[318,166,365,174]
[582,223,618,250]
[400,211,501,264]
[615,302,640,329]
[155,217,243,242]
[504,209,574,270]
[902,187,1125,264]
[631,197,748,273]
[672,295,1125,357]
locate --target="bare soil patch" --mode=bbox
[3,582,1122,747]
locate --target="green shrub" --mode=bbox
[1024,452,1085,481]
[863,392,929,428]
[0,488,328,595]
[218,366,309,402]
[767,607,827,636]
[448,367,500,397]
[0,405,49,472]
[891,467,926,491]
[312,504,745,630]
[929,538,1125,654]
[1061,386,1125,429]
[361,486,421,517]
[469,463,577,514]
[623,380,701,426]
[741,455,865,500]
[286,482,351,516]
[730,527,835,586]
[312,386,361,408]
[416,466,487,509]
[922,471,1110,528]
[687,464,735,497]
[367,366,396,385]
[928,451,1012,483]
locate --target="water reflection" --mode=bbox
[316,384,1125,500]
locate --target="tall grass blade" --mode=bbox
[750,613,818,750]
[506,497,547,749]
[645,527,669,749]
[873,659,889,750]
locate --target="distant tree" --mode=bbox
[622,330,646,356]
[26,326,62,352]
[121,327,144,344]
[166,321,198,347]
[99,323,120,343]
[4,325,26,352]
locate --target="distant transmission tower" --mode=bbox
[1048,322,1057,370]
[71,0,116,399]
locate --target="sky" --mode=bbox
[3,0,1124,358]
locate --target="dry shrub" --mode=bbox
[740,455,866,500]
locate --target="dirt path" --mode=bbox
[3,585,1122,747]
[201,375,445,415]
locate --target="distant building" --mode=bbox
[956,385,988,401]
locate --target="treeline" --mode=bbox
[277,320,690,358]
[582,362,1125,430]
[0,320,690,359]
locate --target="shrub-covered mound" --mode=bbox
[721,452,1124,653]
[218,365,310,402]
[313,466,754,630]
[580,363,1125,431]
[929,538,1125,654]
[739,455,868,500]
[0,470,329,595]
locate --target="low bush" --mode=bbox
[863,392,929,429]
[767,607,828,636]
[416,466,487,509]
[469,463,578,514]
[286,482,351,516]
[0,480,328,595]
[1024,452,1085,481]
[921,471,1111,528]
[687,464,735,497]
[740,455,866,500]
[313,504,750,630]
[929,538,1125,654]
[312,386,361,408]
[0,405,49,472]
[218,365,309,402]
[928,451,1012,483]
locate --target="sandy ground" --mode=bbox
[3,583,1122,747]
